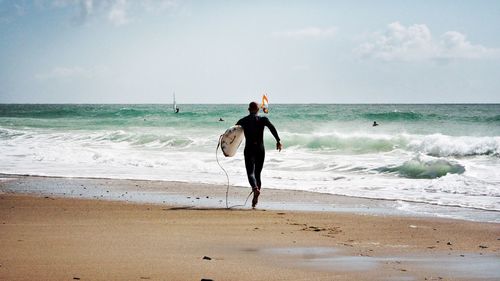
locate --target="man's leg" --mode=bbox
[244,151,257,188]
[254,148,265,189]
[252,147,265,208]
[245,153,261,208]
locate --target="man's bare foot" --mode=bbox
[251,187,260,208]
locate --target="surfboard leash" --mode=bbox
[216,134,253,209]
[216,134,230,208]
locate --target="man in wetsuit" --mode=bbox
[236,102,282,208]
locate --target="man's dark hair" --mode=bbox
[248,102,259,113]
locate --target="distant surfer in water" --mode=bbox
[373,121,379,127]
[236,102,282,208]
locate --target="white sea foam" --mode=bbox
[274,131,500,157]
[1,125,499,214]
[408,134,500,157]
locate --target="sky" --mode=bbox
[0,0,499,104]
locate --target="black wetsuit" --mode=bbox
[236,113,280,189]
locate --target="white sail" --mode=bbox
[173,92,177,113]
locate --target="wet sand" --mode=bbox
[0,176,499,280]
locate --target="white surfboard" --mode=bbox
[220,125,244,157]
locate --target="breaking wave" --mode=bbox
[280,132,500,156]
[279,132,408,153]
[408,134,500,157]
[377,157,465,179]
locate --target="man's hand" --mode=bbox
[276,142,282,152]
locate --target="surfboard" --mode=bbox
[220,125,244,157]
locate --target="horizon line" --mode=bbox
[1,102,499,105]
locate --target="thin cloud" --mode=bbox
[355,22,500,61]
[5,1,180,26]
[141,0,179,12]
[273,26,338,39]
[108,0,128,26]
[76,0,93,24]
[39,0,114,25]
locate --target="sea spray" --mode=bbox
[279,131,408,153]
[408,134,500,157]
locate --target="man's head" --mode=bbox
[248,101,259,114]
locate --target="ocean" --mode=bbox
[1,104,499,217]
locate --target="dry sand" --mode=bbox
[0,176,499,280]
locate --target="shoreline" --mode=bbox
[1,173,499,223]
[1,175,499,280]
[1,193,499,280]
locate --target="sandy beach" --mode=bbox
[1,176,499,281]
[2,0,500,280]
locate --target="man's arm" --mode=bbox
[264,118,282,152]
